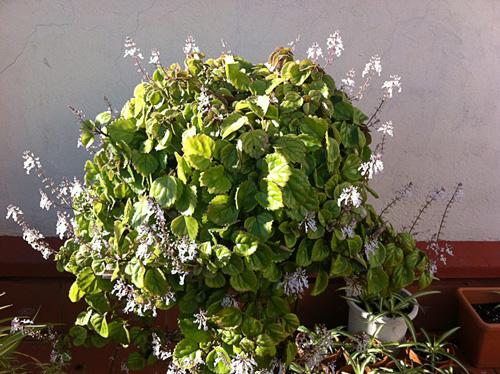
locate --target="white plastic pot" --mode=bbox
[346,289,418,343]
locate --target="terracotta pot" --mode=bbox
[456,287,500,368]
[405,332,456,370]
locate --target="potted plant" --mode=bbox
[400,327,468,374]
[291,324,344,374]
[342,288,440,343]
[7,34,436,373]
[456,287,500,368]
[336,330,395,374]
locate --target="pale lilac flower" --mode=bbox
[39,190,52,210]
[214,349,230,368]
[221,294,239,308]
[10,317,34,334]
[307,42,323,63]
[362,55,382,77]
[426,259,438,277]
[149,49,160,65]
[166,361,187,374]
[341,221,356,239]
[341,68,356,94]
[278,268,309,297]
[377,121,394,137]
[50,350,64,364]
[299,210,317,233]
[396,183,414,202]
[198,90,211,116]
[121,361,130,373]
[382,75,402,98]
[124,37,143,59]
[112,278,160,317]
[268,358,286,374]
[428,187,446,201]
[337,186,362,208]
[69,179,84,198]
[364,238,379,259]
[326,30,344,57]
[6,205,23,221]
[183,36,200,55]
[451,183,465,203]
[152,332,172,360]
[7,205,53,259]
[354,334,371,353]
[193,309,208,331]
[230,353,258,374]
[177,238,198,263]
[56,211,73,239]
[23,151,41,175]
[24,227,51,259]
[359,153,384,180]
[427,240,454,266]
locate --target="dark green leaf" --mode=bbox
[132,153,159,177]
[144,268,168,296]
[207,195,239,225]
[240,130,269,159]
[171,215,199,240]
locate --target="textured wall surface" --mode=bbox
[1,0,499,240]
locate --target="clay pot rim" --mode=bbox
[457,287,500,330]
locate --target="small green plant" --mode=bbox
[342,288,440,338]
[338,330,396,374]
[487,290,500,309]
[290,324,344,373]
[400,327,468,373]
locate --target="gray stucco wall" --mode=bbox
[1,0,499,240]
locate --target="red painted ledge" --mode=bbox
[415,241,500,279]
[0,236,498,279]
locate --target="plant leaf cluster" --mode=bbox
[56,47,432,371]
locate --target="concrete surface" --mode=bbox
[1,0,499,241]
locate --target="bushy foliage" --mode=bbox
[9,39,433,372]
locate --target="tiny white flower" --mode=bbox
[230,353,258,374]
[183,36,200,55]
[307,42,323,62]
[23,151,41,175]
[362,55,382,77]
[6,205,23,222]
[358,153,384,180]
[377,121,394,137]
[221,294,239,308]
[279,268,309,297]
[149,48,160,65]
[341,68,356,94]
[299,210,318,233]
[341,221,356,239]
[124,37,143,59]
[337,186,362,208]
[39,190,52,210]
[382,75,402,98]
[193,309,209,331]
[326,30,344,57]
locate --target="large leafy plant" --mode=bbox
[8,36,432,372]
